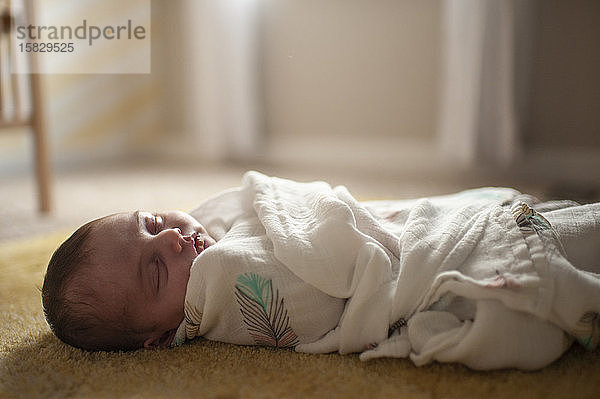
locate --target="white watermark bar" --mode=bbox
[11,0,151,74]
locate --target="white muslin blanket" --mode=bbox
[172,171,600,370]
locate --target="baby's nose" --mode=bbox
[161,228,184,253]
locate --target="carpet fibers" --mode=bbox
[1,232,599,399]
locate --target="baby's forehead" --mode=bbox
[95,211,137,233]
[87,212,138,253]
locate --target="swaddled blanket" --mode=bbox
[173,171,600,370]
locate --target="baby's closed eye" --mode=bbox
[153,255,165,293]
[144,213,164,235]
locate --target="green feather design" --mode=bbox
[235,273,299,348]
[235,272,271,311]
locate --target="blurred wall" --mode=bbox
[1,0,599,177]
[526,0,600,149]
[259,0,600,163]
[261,0,441,142]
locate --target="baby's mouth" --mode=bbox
[193,234,205,255]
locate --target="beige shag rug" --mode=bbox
[1,231,600,399]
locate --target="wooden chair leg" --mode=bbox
[30,72,51,213]
[1,1,52,213]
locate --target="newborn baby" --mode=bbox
[42,210,216,351]
[42,171,600,370]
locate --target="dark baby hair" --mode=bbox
[42,218,145,351]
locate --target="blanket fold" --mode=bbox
[173,171,600,370]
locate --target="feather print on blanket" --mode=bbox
[183,300,203,339]
[235,273,299,348]
[512,202,552,233]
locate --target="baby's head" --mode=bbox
[42,210,215,351]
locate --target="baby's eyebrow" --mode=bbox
[134,210,142,232]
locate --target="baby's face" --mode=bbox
[86,210,215,348]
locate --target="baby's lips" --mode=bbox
[191,233,205,255]
[180,232,200,255]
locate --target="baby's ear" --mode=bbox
[143,329,176,349]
